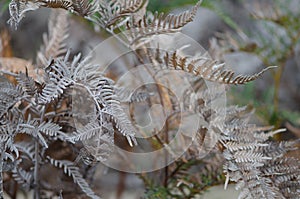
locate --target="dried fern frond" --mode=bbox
[89,76,137,146]
[125,1,201,45]
[37,10,69,67]
[0,82,26,116]
[67,121,108,142]
[68,121,114,162]
[15,142,35,160]
[81,122,114,162]
[219,105,300,199]
[105,0,144,27]
[145,48,276,85]
[261,157,300,199]
[39,0,74,10]
[12,166,33,190]
[38,121,66,140]
[47,157,100,199]
[72,0,99,16]
[38,58,73,104]
[8,0,40,29]
[15,71,37,96]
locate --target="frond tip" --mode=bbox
[125,0,201,44]
[47,156,100,199]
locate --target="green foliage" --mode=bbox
[0,0,10,13]
[148,0,197,12]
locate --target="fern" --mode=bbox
[72,0,99,16]
[47,157,100,199]
[0,82,26,116]
[144,48,276,85]
[8,0,39,29]
[125,1,201,45]
[39,0,74,10]
[2,1,300,199]
[15,71,37,96]
[104,0,144,27]
[38,57,74,104]
[12,166,33,190]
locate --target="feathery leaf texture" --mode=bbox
[219,107,300,199]
[72,0,99,16]
[145,48,276,85]
[81,122,114,162]
[125,1,201,44]
[0,82,26,116]
[48,157,100,199]
[39,0,74,10]
[38,57,73,104]
[8,0,39,29]
[103,0,144,27]
[15,72,37,96]
[12,167,33,190]
[3,1,300,198]
[90,78,137,146]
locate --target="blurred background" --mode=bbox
[0,0,299,198]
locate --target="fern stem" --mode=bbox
[34,105,46,199]
[33,140,40,199]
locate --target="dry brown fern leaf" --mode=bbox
[72,0,98,16]
[125,0,201,45]
[39,0,98,16]
[39,0,74,10]
[144,48,276,85]
[105,0,144,27]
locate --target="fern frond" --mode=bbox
[0,126,11,142]
[220,106,300,199]
[37,10,69,66]
[15,71,37,96]
[12,167,33,190]
[148,49,276,85]
[15,142,35,160]
[233,151,271,163]
[125,1,201,44]
[38,121,66,140]
[81,122,114,162]
[259,140,299,158]
[8,0,39,29]
[38,58,73,104]
[105,0,144,27]
[90,79,137,146]
[67,121,107,142]
[72,0,99,16]
[224,141,268,153]
[0,82,26,115]
[39,0,74,10]
[47,157,100,199]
